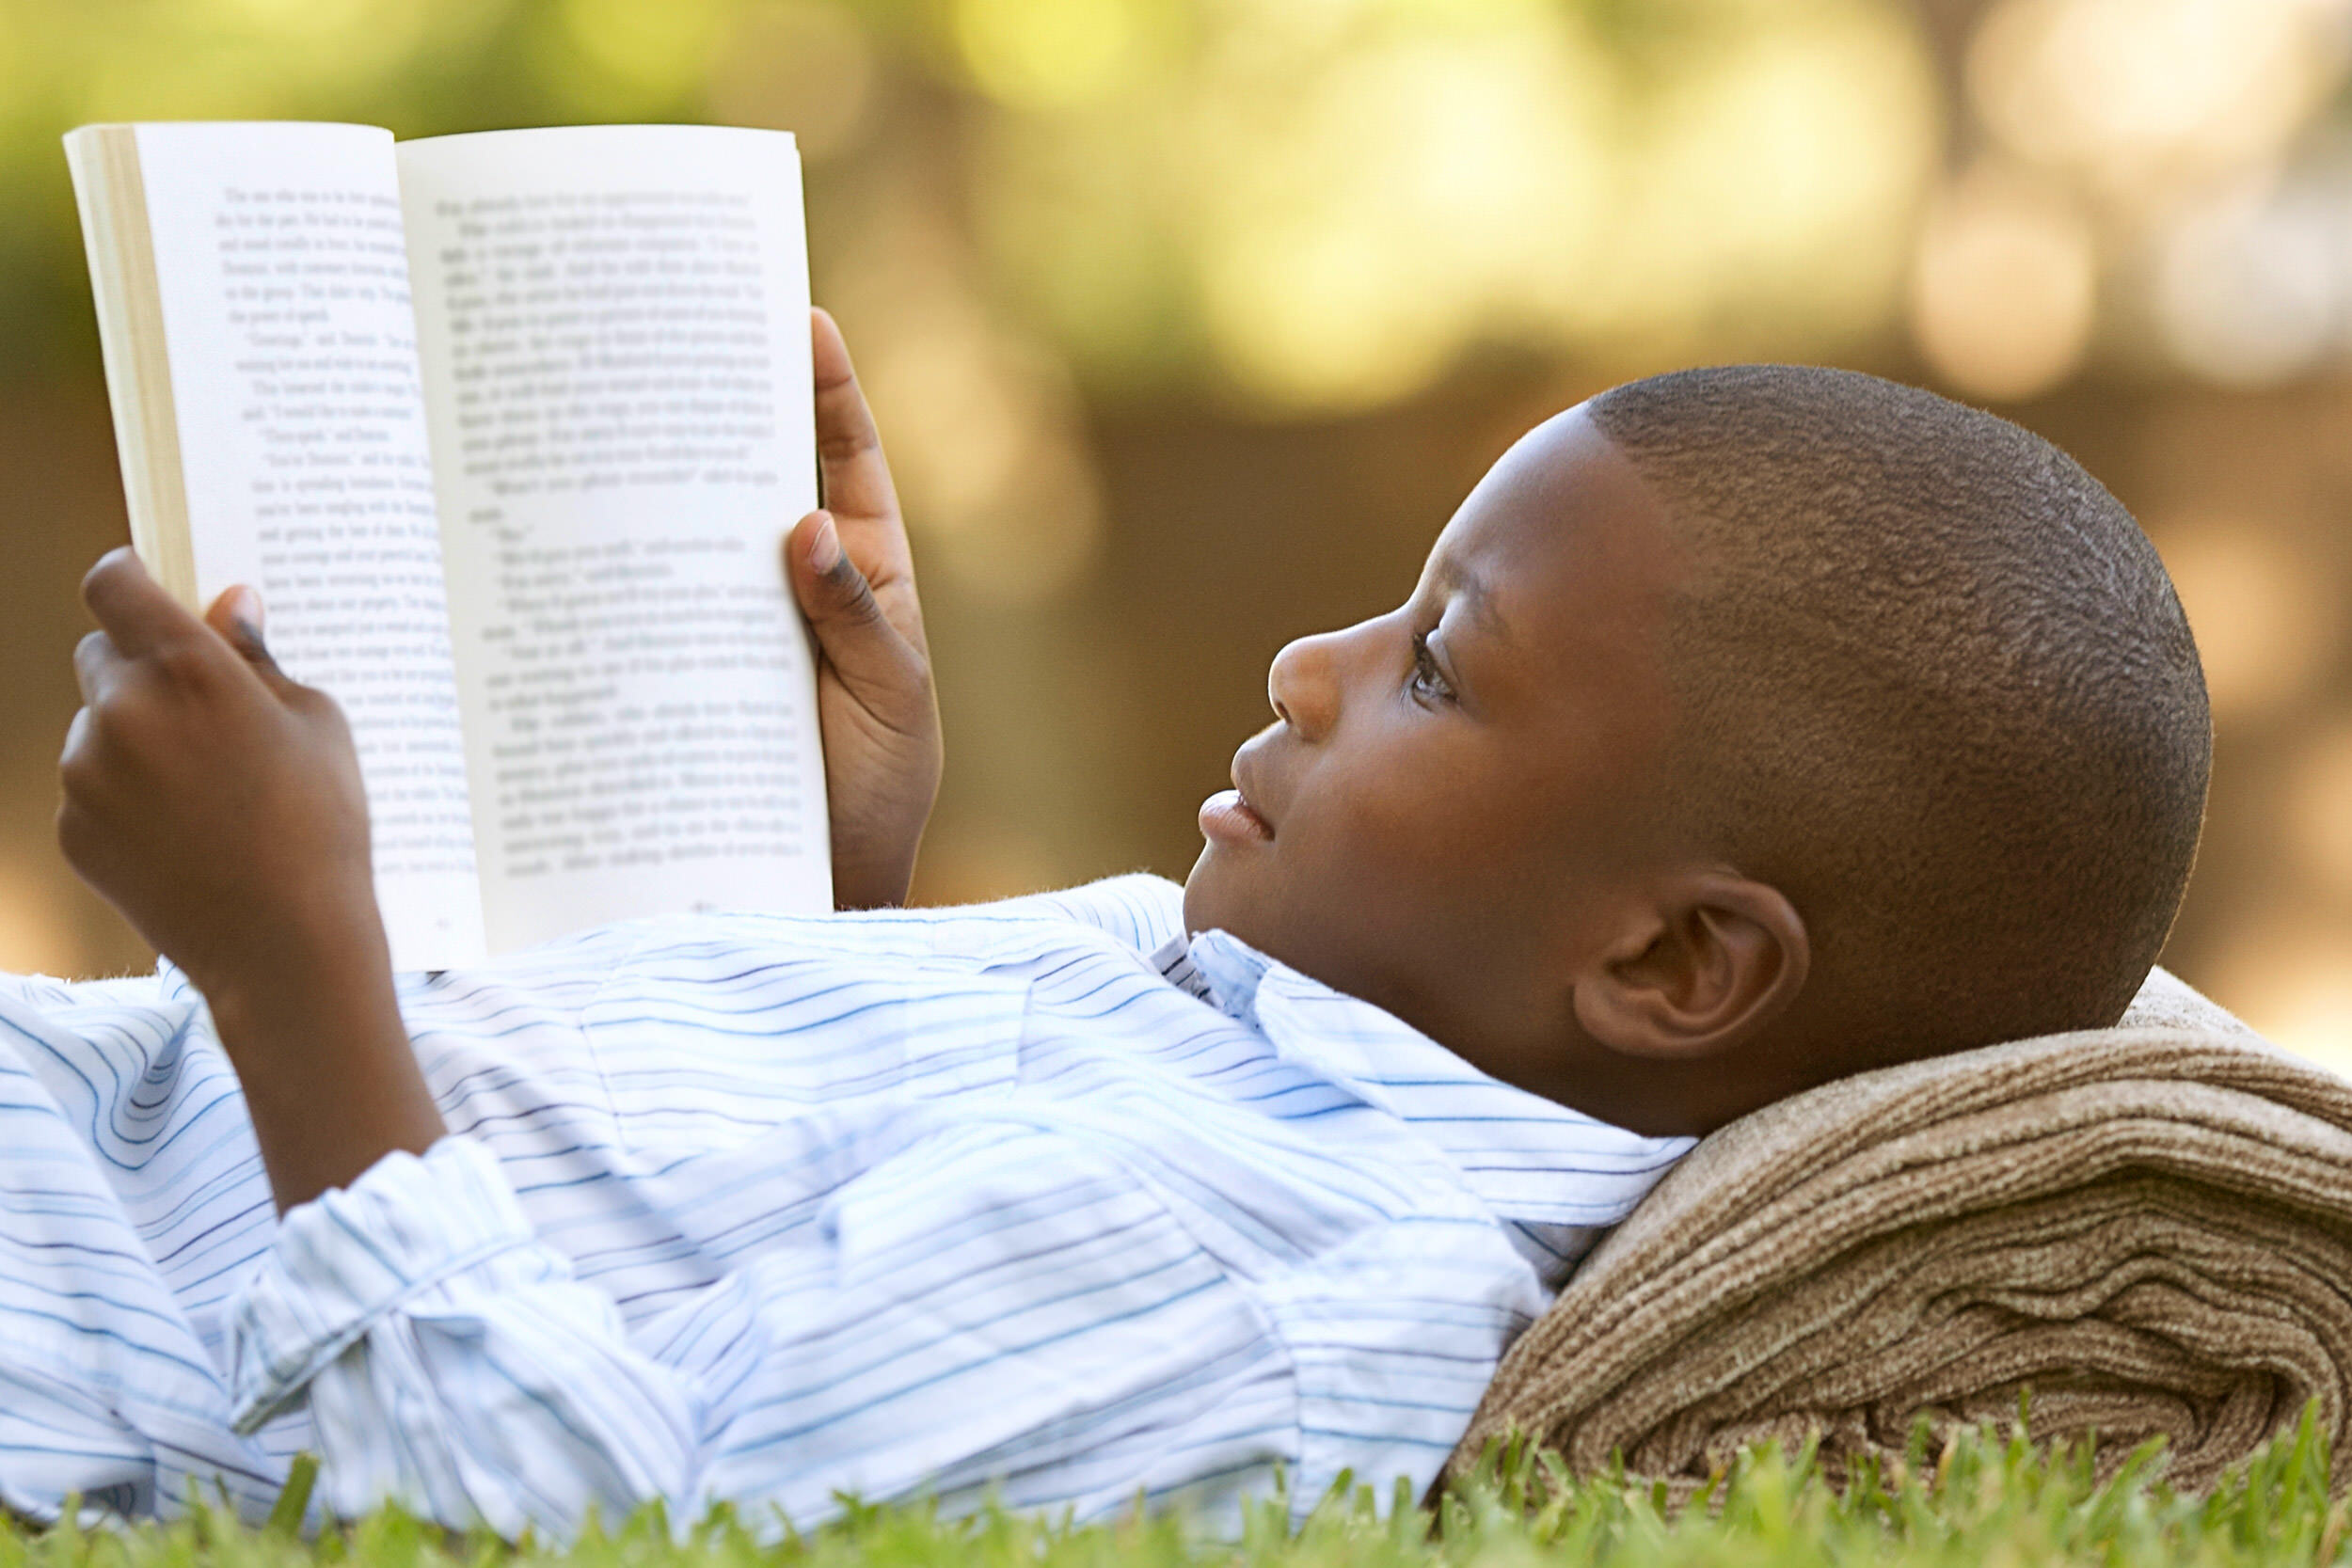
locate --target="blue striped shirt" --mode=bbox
[0,875,1692,1536]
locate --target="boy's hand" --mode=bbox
[58,550,445,1210]
[57,549,383,1006]
[786,308,942,910]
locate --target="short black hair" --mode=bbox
[1587,365,2209,1073]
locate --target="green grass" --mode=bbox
[9,1411,2348,1568]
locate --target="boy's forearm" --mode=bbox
[56,551,448,1213]
[203,926,445,1213]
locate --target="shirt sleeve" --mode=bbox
[228,1125,1295,1538]
[229,1138,699,1535]
[0,1360,160,1522]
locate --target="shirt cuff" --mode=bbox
[227,1137,533,1433]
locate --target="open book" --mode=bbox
[65,122,828,972]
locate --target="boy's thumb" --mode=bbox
[800,515,889,639]
[205,586,294,690]
[792,512,904,678]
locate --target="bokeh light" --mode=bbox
[956,0,1155,112]
[2208,913,2352,1072]
[705,3,879,158]
[1909,161,2097,400]
[564,0,730,90]
[2288,719,2352,897]
[962,0,1938,411]
[1968,0,2349,207]
[2154,184,2346,386]
[0,855,80,977]
[2153,516,2343,722]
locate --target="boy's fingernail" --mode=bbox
[229,586,264,639]
[808,513,842,575]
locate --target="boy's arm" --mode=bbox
[780,308,942,911]
[57,550,442,1212]
[217,1121,1272,1537]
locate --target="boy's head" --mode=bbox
[1183,365,2210,1136]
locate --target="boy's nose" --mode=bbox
[1267,629,1343,741]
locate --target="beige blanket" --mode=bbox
[1449,972,2352,1495]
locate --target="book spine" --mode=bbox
[65,126,199,609]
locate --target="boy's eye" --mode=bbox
[1409,633,1456,705]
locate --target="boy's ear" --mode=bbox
[1570,873,1809,1061]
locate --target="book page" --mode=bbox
[397,126,828,953]
[131,123,485,971]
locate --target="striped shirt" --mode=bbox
[0,875,1692,1536]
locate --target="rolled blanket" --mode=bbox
[1451,971,2352,1496]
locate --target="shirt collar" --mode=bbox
[1153,930,1695,1278]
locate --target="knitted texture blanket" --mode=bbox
[1450,972,2352,1495]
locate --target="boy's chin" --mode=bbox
[1179,847,1217,937]
[1180,847,1253,943]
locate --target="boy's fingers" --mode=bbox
[76,556,298,709]
[72,630,121,705]
[82,547,204,658]
[810,308,899,527]
[59,705,93,767]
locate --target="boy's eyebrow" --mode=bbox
[1440,566,1514,649]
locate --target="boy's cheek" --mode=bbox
[1340,784,1505,889]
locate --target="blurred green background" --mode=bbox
[1,0,2348,1065]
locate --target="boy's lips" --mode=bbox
[1199,787,1274,846]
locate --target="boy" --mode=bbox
[18,314,2205,1534]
